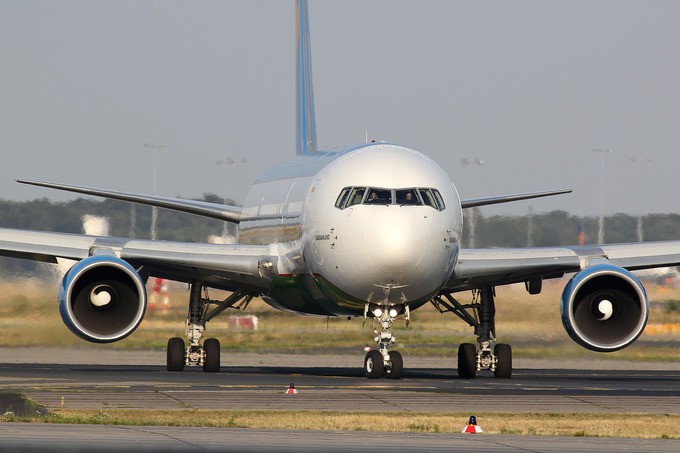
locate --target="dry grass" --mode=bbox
[0,278,678,362]
[12,409,674,439]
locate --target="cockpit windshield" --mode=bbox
[365,188,392,204]
[396,189,420,205]
[334,187,445,211]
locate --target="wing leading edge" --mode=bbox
[460,188,572,209]
[0,227,278,293]
[448,241,680,292]
[17,179,243,223]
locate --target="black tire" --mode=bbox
[386,351,403,380]
[457,343,477,379]
[494,343,512,378]
[167,337,185,372]
[203,338,221,373]
[364,350,384,379]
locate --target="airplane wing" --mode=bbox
[0,227,278,293]
[460,189,572,209]
[17,179,243,223]
[447,241,680,292]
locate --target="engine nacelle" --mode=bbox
[59,255,147,343]
[561,263,648,352]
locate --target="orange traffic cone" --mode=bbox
[461,415,483,433]
[286,383,298,395]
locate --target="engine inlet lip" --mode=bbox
[61,256,147,343]
[562,264,648,352]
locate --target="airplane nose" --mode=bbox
[362,210,425,275]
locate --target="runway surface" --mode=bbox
[0,347,679,452]
[1,348,679,414]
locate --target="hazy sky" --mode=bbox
[2,0,679,216]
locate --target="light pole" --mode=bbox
[629,157,652,242]
[592,149,612,244]
[144,143,164,240]
[215,157,248,241]
[527,205,534,247]
[460,157,484,248]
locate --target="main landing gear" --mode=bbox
[432,286,512,379]
[363,303,408,379]
[166,281,253,373]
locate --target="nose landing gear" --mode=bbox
[363,303,408,379]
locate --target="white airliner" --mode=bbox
[1,1,677,379]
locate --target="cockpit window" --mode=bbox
[335,186,445,211]
[335,188,351,209]
[347,187,366,207]
[418,188,446,210]
[335,187,366,209]
[432,189,445,210]
[419,189,436,208]
[396,189,421,205]
[366,188,392,204]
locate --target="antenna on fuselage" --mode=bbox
[295,0,318,155]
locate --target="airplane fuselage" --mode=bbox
[240,143,462,316]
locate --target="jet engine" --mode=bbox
[59,255,147,343]
[561,263,648,352]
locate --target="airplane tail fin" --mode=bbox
[296,0,317,155]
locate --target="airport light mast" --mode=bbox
[460,157,484,248]
[592,148,612,244]
[215,157,248,242]
[629,157,652,242]
[144,142,165,240]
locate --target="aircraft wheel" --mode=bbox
[203,338,221,372]
[457,343,477,379]
[494,343,512,378]
[167,337,185,372]
[364,350,384,379]
[386,351,403,380]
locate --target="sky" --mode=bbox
[2,0,680,216]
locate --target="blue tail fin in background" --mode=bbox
[296,0,317,155]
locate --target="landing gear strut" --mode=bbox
[363,303,408,379]
[166,281,253,373]
[432,287,512,378]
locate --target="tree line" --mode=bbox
[0,194,231,277]
[465,209,680,248]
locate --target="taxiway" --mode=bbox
[0,348,678,452]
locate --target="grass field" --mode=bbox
[1,277,678,363]
[1,408,678,439]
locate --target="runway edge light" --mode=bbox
[461,415,483,434]
[286,383,298,395]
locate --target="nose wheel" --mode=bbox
[363,303,408,379]
[364,349,403,379]
[364,350,383,379]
